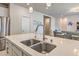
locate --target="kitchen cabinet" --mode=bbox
[22,52,31,56]
[6,39,31,56]
[6,40,13,56]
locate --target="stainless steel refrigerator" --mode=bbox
[0,16,9,51]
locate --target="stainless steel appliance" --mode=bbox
[0,16,9,51]
[0,37,6,51]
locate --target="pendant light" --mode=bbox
[27,3,30,5]
[46,3,52,9]
[46,3,52,7]
[29,6,33,13]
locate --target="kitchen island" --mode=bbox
[5,33,79,56]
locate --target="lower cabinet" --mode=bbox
[6,40,31,56]
[6,40,13,56]
[22,52,31,56]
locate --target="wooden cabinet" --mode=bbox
[6,40,31,56]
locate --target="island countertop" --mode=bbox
[5,33,79,56]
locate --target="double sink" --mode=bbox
[21,39,56,54]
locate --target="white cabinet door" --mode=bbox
[6,40,31,56]
[6,40,22,56]
[22,16,30,33]
[22,52,31,56]
[6,41,13,56]
[12,45,22,56]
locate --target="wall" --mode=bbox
[55,18,61,31]
[32,11,55,32]
[10,4,29,35]
[0,7,8,17]
[59,17,67,31]
[55,15,77,32]
[67,16,77,32]
[10,4,55,35]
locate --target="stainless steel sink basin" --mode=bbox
[21,39,40,46]
[31,42,56,54]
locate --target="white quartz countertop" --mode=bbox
[5,33,79,56]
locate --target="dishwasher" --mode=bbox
[0,37,6,51]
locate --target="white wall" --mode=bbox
[55,15,78,32]
[10,4,55,35]
[0,7,8,17]
[10,4,29,35]
[67,16,77,32]
[55,18,61,31]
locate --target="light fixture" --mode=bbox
[27,3,30,5]
[29,7,33,13]
[46,3,52,7]
[46,3,52,9]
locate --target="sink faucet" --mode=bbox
[34,24,45,41]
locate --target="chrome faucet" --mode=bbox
[34,24,45,41]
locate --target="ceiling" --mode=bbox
[16,3,79,18]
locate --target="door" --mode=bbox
[44,16,51,35]
[22,16,30,33]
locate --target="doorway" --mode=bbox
[44,16,51,35]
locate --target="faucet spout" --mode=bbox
[35,24,45,41]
